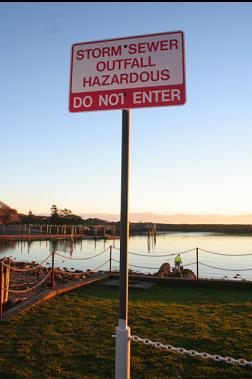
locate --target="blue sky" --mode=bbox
[1,2,252,216]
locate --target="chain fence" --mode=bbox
[131,335,252,367]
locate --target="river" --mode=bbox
[1,232,252,281]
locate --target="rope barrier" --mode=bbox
[6,269,52,294]
[199,262,252,272]
[113,245,252,257]
[9,280,41,288]
[112,259,196,271]
[111,259,159,270]
[199,248,252,257]
[182,262,196,267]
[113,246,196,257]
[54,259,110,275]
[54,268,86,277]
[92,259,111,272]
[4,253,52,272]
[54,246,110,261]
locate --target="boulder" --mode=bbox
[170,268,196,279]
[156,263,196,279]
[156,262,171,277]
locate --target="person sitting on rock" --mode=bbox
[174,254,182,272]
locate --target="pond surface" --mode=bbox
[1,232,252,280]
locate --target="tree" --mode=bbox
[0,206,20,225]
[59,208,73,217]
[50,204,59,216]
[50,204,59,222]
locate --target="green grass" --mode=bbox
[0,283,252,378]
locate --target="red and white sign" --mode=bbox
[69,31,186,112]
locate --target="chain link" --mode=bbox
[131,335,252,367]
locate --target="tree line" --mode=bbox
[0,204,85,225]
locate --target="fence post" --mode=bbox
[196,247,199,279]
[51,248,55,290]
[110,245,112,274]
[0,261,3,318]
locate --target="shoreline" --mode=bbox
[0,234,119,241]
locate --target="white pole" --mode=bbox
[115,319,131,378]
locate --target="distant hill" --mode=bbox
[78,212,252,225]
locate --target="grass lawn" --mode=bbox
[0,282,252,378]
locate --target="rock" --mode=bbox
[176,269,196,279]
[155,263,196,279]
[156,262,171,277]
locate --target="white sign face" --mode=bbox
[69,31,186,112]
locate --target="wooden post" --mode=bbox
[4,263,10,303]
[51,247,55,290]
[110,245,112,274]
[196,247,199,279]
[0,261,3,318]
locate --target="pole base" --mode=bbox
[115,319,131,379]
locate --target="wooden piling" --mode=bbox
[51,249,55,290]
[0,261,2,318]
[109,245,112,274]
[196,247,199,279]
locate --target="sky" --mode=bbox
[1,2,252,218]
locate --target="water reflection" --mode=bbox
[147,234,156,253]
[1,233,252,280]
[0,240,17,253]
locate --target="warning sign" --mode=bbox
[69,31,186,112]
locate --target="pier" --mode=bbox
[0,224,118,241]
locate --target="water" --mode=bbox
[1,232,252,280]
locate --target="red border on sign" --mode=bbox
[70,84,185,112]
[69,31,186,112]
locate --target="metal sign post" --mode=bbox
[69,31,186,379]
[115,109,131,379]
